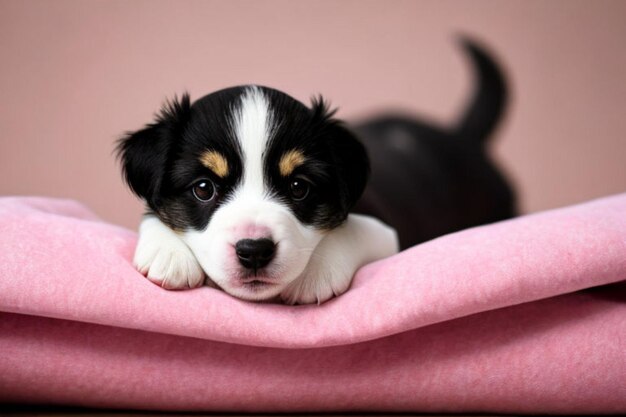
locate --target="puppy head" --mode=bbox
[118,86,369,301]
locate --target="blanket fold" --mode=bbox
[0,195,624,412]
[0,195,624,348]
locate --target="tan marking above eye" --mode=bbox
[279,150,306,177]
[199,150,229,178]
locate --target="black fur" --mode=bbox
[261,89,369,229]
[118,89,246,230]
[117,86,369,231]
[352,37,515,249]
[117,93,191,210]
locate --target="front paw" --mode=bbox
[279,214,398,305]
[280,259,353,305]
[133,234,205,290]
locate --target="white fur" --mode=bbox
[230,86,274,197]
[134,215,205,289]
[136,212,398,302]
[280,214,399,305]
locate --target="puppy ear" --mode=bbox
[311,96,370,214]
[116,93,191,209]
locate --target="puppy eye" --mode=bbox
[289,177,311,201]
[192,179,216,202]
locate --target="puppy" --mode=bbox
[117,38,514,304]
[118,86,398,304]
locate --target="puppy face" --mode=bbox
[118,86,369,301]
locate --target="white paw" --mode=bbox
[280,257,354,305]
[280,214,399,305]
[133,217,205,290]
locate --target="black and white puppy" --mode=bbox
[118,38,514,305]
[118,85,397,304]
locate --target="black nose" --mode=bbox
[235,238,276,272]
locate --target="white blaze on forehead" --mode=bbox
[181,86,327,301]
[231,86,274,197]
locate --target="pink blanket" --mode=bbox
[0,195,625,413]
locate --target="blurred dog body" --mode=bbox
[354,39,515,249]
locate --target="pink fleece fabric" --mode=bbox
[0,195,625,413]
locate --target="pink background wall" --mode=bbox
[1,0,625,229]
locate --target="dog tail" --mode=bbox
[454,36,508,144]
